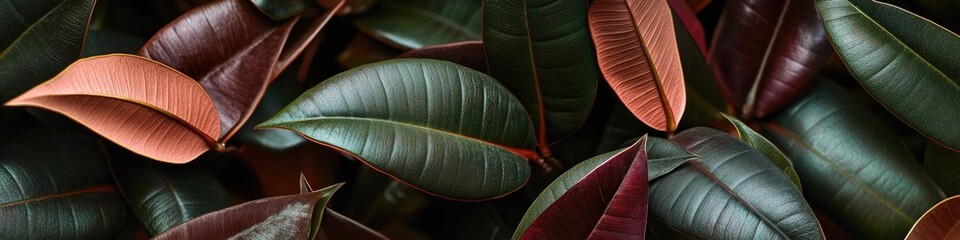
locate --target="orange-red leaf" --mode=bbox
[907,195,960,240]
[5,54,219,163]
[589,0,686,132]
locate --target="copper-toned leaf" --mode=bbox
[5,54,220,163]
[521,136,649,239]
[907,195,960,240]
[589,0,686,132]
[397,41,487,73]
[155,183,343,239]
[709,0,831,118]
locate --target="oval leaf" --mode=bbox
[907,195,960,240]
[762,79,945,238]
[259,59,536,200]
[155,183,343,239]
[397,41,487,73]
[710,0,831,118]
[722,113,801,191]
[0,0,96,113]
[0,128,127,239]
[816,0,960,151]
[589,0,686,132]
[5,54,220,163]
[651,127,821,239]
[354,0,480,50]
[484,0,599,147]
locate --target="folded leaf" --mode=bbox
[155,183,343,239]
[6,54,220,163]
[589,0,686,132]
[397,41,487,73]
[260,59,536,200]
[354,0,480,50]
[0,0,96,115]
[484,0,599,148]
[762,80,945,239]
[0,128,127,239]
[710,0,831,118]
[907,195,960,240]
[651,127,821,239]
[816,0,960,151]
[722,113,801,191]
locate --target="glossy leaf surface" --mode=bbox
[762,80,945,239]
[484,0,598,146]
[154,183,342,239]
[251,0,309,20]
[710,0,831,118]
[816,0,960,151]
[0,128,127,239]
[354,0,480,50]
[139,0,296,141]
[6,54,220,163]
[650,127,821,239]
[260,59,535,200]
[397,41,487,73]
[589,0,686,132]
[0,0,96,111]
[907,195,960,240]
[926,144,960,196]
[723,114,801,190]
[113,155,231,236]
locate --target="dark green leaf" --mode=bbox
[354,0,480,50]
[722,113,801,191]
[0,128,127,239]
[260,59,535,200]
[925,144,960,196]
[251,0,311,21]
[80,29,145,57]
[816,0,960,151]
[646,217,696,240]
[762,79,945,239]
[651,127,821,239]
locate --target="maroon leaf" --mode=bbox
[666,0,707,54]
[521,136,649,239]
[396,41,487,73]
[707,0,831,118]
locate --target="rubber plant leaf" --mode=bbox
[925,144,960,196]
[354,0,480,50]
[337,33,401,69]
[666,0,707,53]
[484,0,598,150]
[762,79,945,239]
[514,137,695,239]
[6,54,220,163]
[314,0,375,16]
[250,0,310,21]
[685,0,711,12]
[588,0,686,132]
[709,0,831,118]
[906,195,960,240]
[651,127,821,239]
[816,0,960,151]
[0,0,96,115]
[259,59,536,201]
[154,183,343,239]
[722,113,801,191]
[0,128,127,239]
[112,153,231,236]
[300,175,389,240]
[397,41,487,73]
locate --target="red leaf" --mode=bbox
[667,0,707,54]
[685,0,711,12]
[907,195,960,240]
[396,41,487,73]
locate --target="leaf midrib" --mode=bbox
[743,0,792,115]
[620,0,676,131]
[0,184,115,208]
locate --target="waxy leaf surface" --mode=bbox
[6,54,220,163]
[723,114,801,190]
[397,41,487,73]
[355,0,480,50]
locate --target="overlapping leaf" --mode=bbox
[251,0,310,20]
[259,59,536,200]
[300,175,389,240]
[0,128,127,239]
[315,0,375,16]
[816,0,960,151]
[762,80,945,238]
[907,195,960,240]
[355,0,480,50]
[397,41,487,73]
[0,0,96,115]
[925,144,960,196]
[6,55,221,163]
[722,114,801,190]
[589,0,686,132]
[710,0,831,118]
[484,0,598,149]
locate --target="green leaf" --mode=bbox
[80,29,145,57]
[112,153,231,236]
[651,127,821,239]
[722,113,801,191]
[762,79,945,239]
[260,59,535,201]
[353,0,480,50]
[0,0,96,114]
[514,136,694,239]
[925,143,960,196]
[483,0,598,148]
[250,0,310,21]
[0,128,127,239]
[816,0,960,151]
[646,217,696,240]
